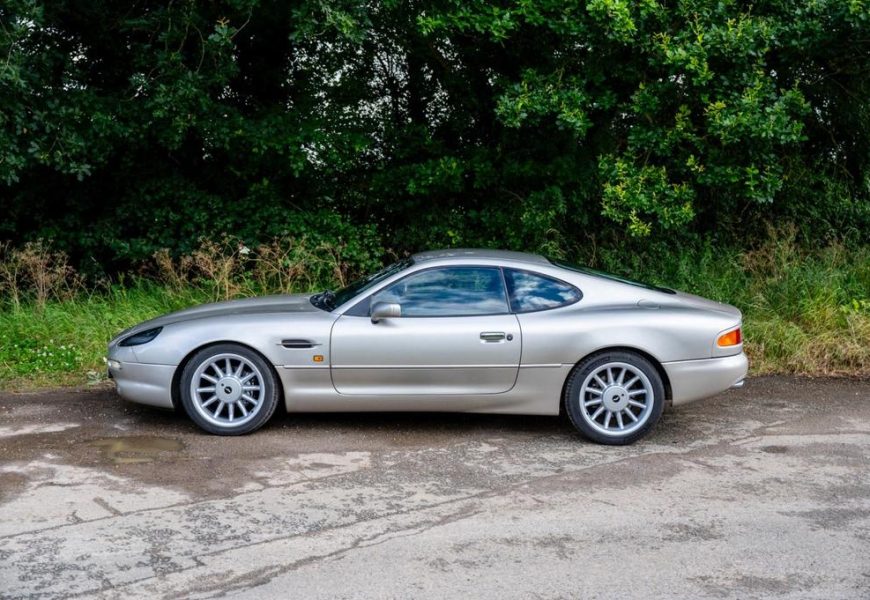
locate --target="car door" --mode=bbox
[330,266,521,395]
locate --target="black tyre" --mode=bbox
[564,351,665,445]
[180,343,280,435]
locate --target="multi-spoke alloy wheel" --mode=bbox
[180,344,279,435]
[191,353,264,427]
[579,362,653,436]
[564,351,664,445]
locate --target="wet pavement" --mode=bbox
[0,376,868,599]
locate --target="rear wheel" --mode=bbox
[180,344,279,435]
[564,351,664,445]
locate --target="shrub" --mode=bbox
[0,240,82,310]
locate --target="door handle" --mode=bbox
[480,331,506,342]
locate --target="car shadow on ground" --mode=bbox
[112,393,578,439]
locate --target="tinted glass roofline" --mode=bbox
[411,248,549,265]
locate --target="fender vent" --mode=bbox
[281,339,316,349]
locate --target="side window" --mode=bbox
[371,267,509,317]
[504,269,581,313]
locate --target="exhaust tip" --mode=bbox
[731,379,745,389]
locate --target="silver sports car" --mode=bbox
[107,249,747,444]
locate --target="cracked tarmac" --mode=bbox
[0,376,868,599]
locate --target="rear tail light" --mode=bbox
[717,327,742,347]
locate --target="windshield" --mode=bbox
[310,258,414,311]
[550,259,676,294]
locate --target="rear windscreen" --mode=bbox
[549,259,676,295]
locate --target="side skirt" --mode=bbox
[276,364,570,416]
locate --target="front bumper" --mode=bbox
[662,353,748,406]
[108,360,176,409]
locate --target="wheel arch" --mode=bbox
[559,346,673,414]
[171,341,285,411]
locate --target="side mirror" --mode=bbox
[371,302,401,323]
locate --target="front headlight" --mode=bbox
[119,327,163,347]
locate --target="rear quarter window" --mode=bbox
[504,269,582,313]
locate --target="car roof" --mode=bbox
[411,248,549,266]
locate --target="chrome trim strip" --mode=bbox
[662,355,741,365]
[331,364,514,369]
[309,363,562,369]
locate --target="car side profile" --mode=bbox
[107,249,747,444]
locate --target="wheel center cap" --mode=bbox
[603,386,628,411]
[216,377,241,402]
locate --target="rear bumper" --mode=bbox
[108,361,176,409]
[663,353,748,407]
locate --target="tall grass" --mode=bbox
[596,228,870,375]
[0,231,867,390]
[0,283,211,388]
[0,236,354,389]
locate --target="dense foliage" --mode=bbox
[1,0,869,272]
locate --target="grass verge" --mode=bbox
[597,233,870,376]
[0,283,212,389]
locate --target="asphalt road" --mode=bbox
[1,376,868,599]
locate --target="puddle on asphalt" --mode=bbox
[87,436,185,464]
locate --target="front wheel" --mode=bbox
[564,351,665,445]
[180,344,280,435]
